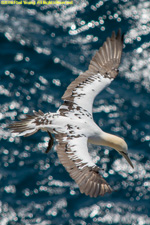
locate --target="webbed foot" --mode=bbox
[45,131,54,153]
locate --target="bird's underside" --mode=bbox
[8,30,127,197]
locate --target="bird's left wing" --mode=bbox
[61,30,123,116]
[55,133,112,197]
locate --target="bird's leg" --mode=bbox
[45,131,54,153]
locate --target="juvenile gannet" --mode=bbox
[9,30,134,197]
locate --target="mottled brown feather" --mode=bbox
[8,110,44,136]
[55,133,112,197]
[62,29,123,101]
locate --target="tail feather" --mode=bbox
[8,110,45,137]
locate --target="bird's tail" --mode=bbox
[8,110,48,137]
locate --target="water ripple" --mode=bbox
[0,0,150,224]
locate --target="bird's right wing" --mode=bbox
[61,30,123,117]
[55,133,112,197]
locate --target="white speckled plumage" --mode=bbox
[9,30,134,197]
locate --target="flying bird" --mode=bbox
[9,30,134,197]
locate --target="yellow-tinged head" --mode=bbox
[116,138,134,169]
[101,132,134,168]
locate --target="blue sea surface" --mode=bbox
[0,0,150,224]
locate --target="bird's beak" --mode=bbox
[120,152,134,168]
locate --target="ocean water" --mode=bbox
[0,0,150,224]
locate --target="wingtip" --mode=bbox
[117,28,121,35]
[111,29,124,44]
[111,30,116,39]
[116,28,124,44]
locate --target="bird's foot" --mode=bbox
[45,131,54,153]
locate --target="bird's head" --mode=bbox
[100,132,134,168]
[115,138,134,169]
